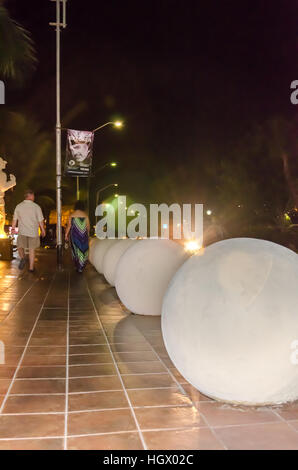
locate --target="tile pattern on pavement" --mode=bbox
[0,250,298,449]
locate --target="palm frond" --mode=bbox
[0,5,37,83]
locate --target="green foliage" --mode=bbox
[0,5,37,83]
[0,111,56,217]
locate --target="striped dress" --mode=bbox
[70,217,89,272]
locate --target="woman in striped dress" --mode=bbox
[65,201,90,273]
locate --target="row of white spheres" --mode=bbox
[89,237,188,314]
[89,236,298,406]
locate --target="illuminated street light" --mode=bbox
[93,121,124,133]
[206,209,212,216]
[113,121,123,128]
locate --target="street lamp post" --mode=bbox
[95,183,119,208]
[88,162,118,227]
[50,0,67,268]
[77,120,122,205]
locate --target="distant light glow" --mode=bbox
[163,223,168,229]
[110,162,117,167]
[284,213,291,221]
[206,210,212,216]
[184,240,201,253]
[114,121,123,128]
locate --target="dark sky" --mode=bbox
[5,0,298,202]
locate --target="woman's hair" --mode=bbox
[74,200,86,211]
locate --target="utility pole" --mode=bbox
[50,0,67,268]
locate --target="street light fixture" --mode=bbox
[92,121,124,133]
[96,183,118,206]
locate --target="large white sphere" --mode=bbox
[88,237,100,265]
[115,239,188,316]
[92,238,118,274]
[162,238,298,405]
[102,239,136,286]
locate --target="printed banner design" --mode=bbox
[65,129,94,176]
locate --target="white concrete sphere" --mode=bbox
[102,239,136,286]
[162,238,298,405]
[115,239,188,316]
[92,238,118,274]
[88,237,101,265]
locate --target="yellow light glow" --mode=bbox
[184,240,202,253]
[206,209,212,216]
[114,121,123,128]
[114,183,118,187]
[114,194,119,197]
[110,162,117,167]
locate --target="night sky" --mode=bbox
[4,0,298,205]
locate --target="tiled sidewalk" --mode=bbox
[1,251,298,449]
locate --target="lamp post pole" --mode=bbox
[95,183,118,215]
[50,0,67,268]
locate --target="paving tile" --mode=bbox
[287,420,298,431]
[214,422,298,450]
[128,388,193,407]
[114,352,157,363]
[17,366,66,379]
[274,401,298,421]
[69,331,104,338]
[169,368,189,384]
[0,379,11,394]
[69,345,109,354]
[69,376,122,393]
[68,409,136,435]
[69,336,106,345]
[0,354,22,366]
[11,379,66,395]
[69,354,113,365]
[69,364,116,378]
[22,355,66,366]
[143,428,224,450]
[3,394,65,413]
[122,373,176,389]
[182,384,213,403]
[68,432,143,450]
[110,343,152,352]
[196,402,281,426]
[0,414,65,438]
[136,405,206,430]
[0,366,16,378]
[26,346,67,355]
[118,362,166,375]
[68,391,129,411]
[0,438,64,450]
[29,337,67,346]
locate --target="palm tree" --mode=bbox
[0,3,37,83]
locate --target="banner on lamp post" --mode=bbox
[65,129,94,177]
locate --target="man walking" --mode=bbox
[12,189,45,272]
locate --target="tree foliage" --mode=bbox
[0,4,37,83]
